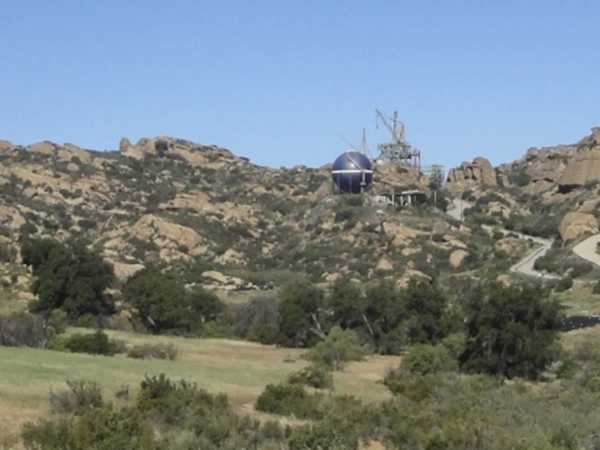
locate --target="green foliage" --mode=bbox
[404,280,456,345]
[137,374,228,425]
[287,364,334,390]
[276,280,325,347]
[126,343,178,360]
[122,267,224,334]
[23,239,115,319]
[288,423,358,450]
[48,331,118,356]
[49,379,104,415]
[307,326,370,371]
[401,343,458,376]
[0,312,49,348]
[254,382,323,419]
[233,296,279,344]
[363,281,407,354]
[22,405,157,450]
[460,282,562,379]
[593,280,600,295]
[326,278,364,330]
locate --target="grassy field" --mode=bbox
[0,328,395,445]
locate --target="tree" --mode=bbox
[122,267,223,334]
[403,280,454,345]
[459,282,562,379]
[25,239,115,319]
[363,281,407,354]
[326,278,364,330]
[277,280,325,347]
[307,326,370,371]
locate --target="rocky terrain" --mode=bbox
[0,135,492,302]
[4,126,600,301]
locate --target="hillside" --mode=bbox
[0,136,511,298]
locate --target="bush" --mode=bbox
[254,382,323,419]
[401,343,458,376]
[593,280,600,295]
[48,331,118,356]
[288,364,334,390]
[307,327,369,371]
[233,296,279,344]
[49,379,103,415]
[460,282,562,379]
[126,343,178,360]
[288,423,359,450]
[0,312,49,348]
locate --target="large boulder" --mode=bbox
[449,249,469,269]
[559,212,599,241]
[558,148,600,188]
[494,237,525,256]
[446,157,497,189]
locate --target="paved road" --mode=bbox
[573,234,600,267]
[447,198,559,279]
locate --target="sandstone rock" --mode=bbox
[376,256,393,271]
[401,247,420,256]
[496,274,511,285]
[494,237,524,256]
[323,272,341,283]
[592,127,600,145]
[201,270,244,287]
[488,201,511,218]
[446,157,497,189]
[558,148,600,188]
[396,269,431,289]
[28,141,55,155]
[442,234,467,249]
[559,212,599,241]
[380,222,422,246]
[0,140,15,152]
[449,249,469,269]
[130,215,206,255]
[18,291,35,301]
[119,137,132,152]
[110,261,144,280]
[215,248,245,266]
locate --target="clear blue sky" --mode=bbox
[2,1,600,171]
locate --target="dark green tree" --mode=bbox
[459,282,562,379]
[403,280,454,345]
[277,280,325,347]
[326,278,364,330]
[25,239,115,319]
[122,267,223,334]
[364,281,407,354]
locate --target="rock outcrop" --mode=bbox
[559,212,599,241]
[446,157,497,189]
[449,249,469,269]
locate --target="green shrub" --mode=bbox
[49,379,103,415]
[288,365,334,390]
[126,343,178,360]
[593,280,600,295]
[48,331,118,356]
[0,312,49,348]
[401,343,458,376]
[254,383,323,419]
[307,327,370,371]
[288,423,359,450]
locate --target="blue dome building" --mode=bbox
[331,151,373,194]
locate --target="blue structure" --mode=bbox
[331,151,373,194]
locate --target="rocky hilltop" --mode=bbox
[0,136,473,294]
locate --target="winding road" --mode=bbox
[447,199,559,279]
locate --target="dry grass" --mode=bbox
[0,328,393,442]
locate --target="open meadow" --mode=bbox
[0,328,395,445]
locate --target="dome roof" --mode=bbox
[331,151,373,194]
[332,151,372,172]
